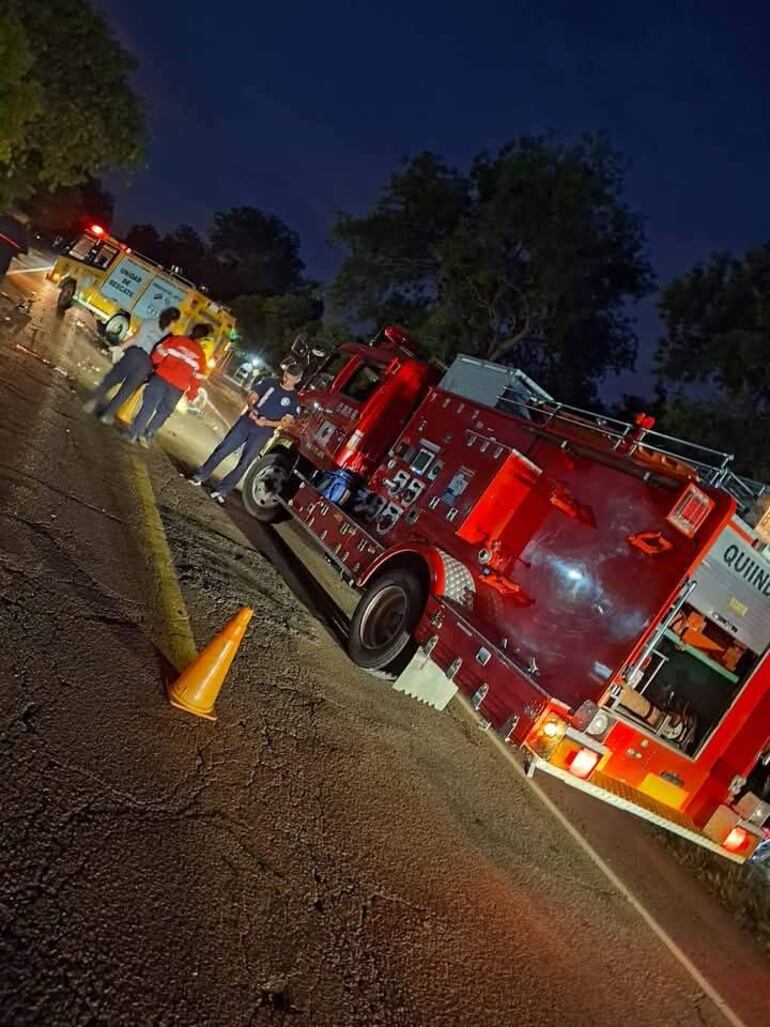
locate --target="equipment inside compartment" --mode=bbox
[617,602,759,754]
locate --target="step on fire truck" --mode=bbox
[242,326,770,863]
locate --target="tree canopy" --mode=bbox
[210,207,306,300]
[231,293,323,365]
[655,243,770,479]
[123,207,326,362]
[26,177,114,238]
[0,0,144,206]
[331,135,654,403]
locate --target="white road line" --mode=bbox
[480,721,749,1027]
[7,265,55,275]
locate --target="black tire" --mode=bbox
[57,279,76,313]
[347,567,426,672]
[241,450,293,524]
[104,310,130,344]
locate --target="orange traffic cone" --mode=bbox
[166,607,253,721]
[115,385,144,425]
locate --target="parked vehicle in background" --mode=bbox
[49,224,237,366]
[239,326,770,864]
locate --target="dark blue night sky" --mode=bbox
[100,0,770,392]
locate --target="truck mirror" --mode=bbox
[291,334,308,357]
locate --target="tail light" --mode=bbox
[723,826,749,853]
[567,747,599,780]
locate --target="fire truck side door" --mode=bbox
[303,357,386,464]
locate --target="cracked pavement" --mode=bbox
[0,273,765,1025]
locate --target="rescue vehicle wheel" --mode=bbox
[348,567,425,673]
[57,279,76,313]
[104,311,130,344]
[242,451,292,524]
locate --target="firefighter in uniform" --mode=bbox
[188,362,302,503]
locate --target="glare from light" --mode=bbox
[90,224,105,237]
[542,720,560,738]
[568,748,599,780]
[723,827,748,853]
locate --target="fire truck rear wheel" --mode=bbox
[348,567,425,673]
[57,279,76,313]
[242,451,292,524]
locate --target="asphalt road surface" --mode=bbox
[1,262,769,1026]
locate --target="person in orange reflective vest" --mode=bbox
[126,322,210,446]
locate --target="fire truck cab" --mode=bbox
[242,327,770,863]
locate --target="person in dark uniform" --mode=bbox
[188,362,303,503]
[0,211,30,281]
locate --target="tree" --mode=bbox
[232,292,323,364]
[332,152,469,327]
[0,14,42,168]
[160,225,212,284]
[26,177,114,238]
[331,136,653,402]
[210,207,306,299]
[124,224,164,261]
[0,0,144,206]
[656,243,770,479]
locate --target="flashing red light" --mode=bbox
[89,224,106,237]
[723,826,748,853]
[567,747,599,780]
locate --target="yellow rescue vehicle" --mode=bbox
[49,224,236,364]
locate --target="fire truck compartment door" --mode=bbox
[689,524,770,653]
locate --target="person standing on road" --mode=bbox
[188,362,303,503]
[0,211,30,282]
[83,306,181,422]
[127,322,211,447]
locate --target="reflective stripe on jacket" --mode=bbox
[151,336,207,394]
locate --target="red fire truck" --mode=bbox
[241,327,770,863]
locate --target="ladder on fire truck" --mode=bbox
[442,356,766,516]
[496,393,766,516]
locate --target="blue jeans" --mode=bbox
[128,375,183,441]
[194,415,271,495]
[91,346,153,417]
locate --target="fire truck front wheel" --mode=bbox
[348,567,426,672]
[242,451,292,524]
